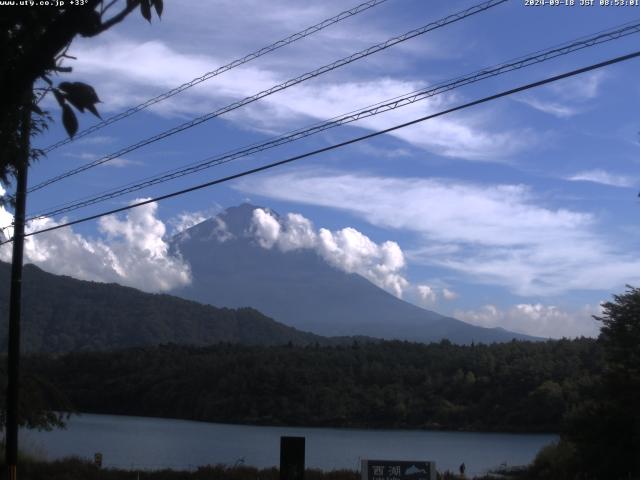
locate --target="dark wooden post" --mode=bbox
[5,89,31,480]
[280,436,305,480]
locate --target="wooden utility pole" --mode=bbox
[5,91,31,480]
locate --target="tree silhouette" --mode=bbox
[0,1,163,439]
[0,0,163,189]
[564,286,640,479]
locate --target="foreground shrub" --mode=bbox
[524,440,579,480]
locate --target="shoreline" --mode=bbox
[61,410,560,436]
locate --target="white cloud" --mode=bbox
[455,303,602,338]
[68,36,281,117]
[167,205,234,242]
[104,158,144,168]
[63,152,98,161]
[515,72,605,118]
[62,152,142,168]
[73,135,115,146]
[319,228,409,297]
[66,32,532,162]
[414,284,457,305]
[252,208,281,249]
[550,71,605,101]
[277,213,317,251]
[567,169,636,188]
[252,210,317,251]
[417,284,437,305]
[236,170,640,296]
[239,170,592,247]
[442,288,458,301]
[210,217,234,243]
[0,187,13,241]
[251,208,409,297]
[255,79,532,161]
[162,0,391,66]
[514,96,577,118]
[0,199,191,293]
[169,211,209,235]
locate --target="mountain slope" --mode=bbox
[0,262,330,353]
[171,204,539,344]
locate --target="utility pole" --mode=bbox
[5,90,31,480]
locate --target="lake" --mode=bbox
[21,413,557,477]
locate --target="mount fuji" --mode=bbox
[170,204,538,344]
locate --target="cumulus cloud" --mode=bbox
[454,303,602,339]
[236,170,640,296]
[252,208,282,248]
[0,198,191,293]
[417,284,437,305]
[318,228,408,297]
[251,208,408,297]
[567,169,636,188]
[415,285,457,305]
[277,213,317,251]
[0,198,13,241]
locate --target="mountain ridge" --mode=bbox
[0,261,360,353]
[171,203,540,344]
[0,204,541,350]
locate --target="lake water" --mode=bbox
[21,413,557,477]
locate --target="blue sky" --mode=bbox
[2,0,640,337]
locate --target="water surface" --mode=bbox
[22,413,556,477]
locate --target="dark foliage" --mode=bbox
[0,0,162,188]
[0,358,71,431]
[24,338,601,432]
[524,441,579,480]
[3,455,507,480]
[0,456,361,480]
[560,286,640,480]
[0,457,495,480]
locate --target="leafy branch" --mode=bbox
[0,0,163,184]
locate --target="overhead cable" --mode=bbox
[25,19,640,222]
[2,48,636,245]
[28,0,507,193]
[40,0,391,153]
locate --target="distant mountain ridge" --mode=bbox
[0,262,342,353]
[171,204,539,344]
[0,205,539,352]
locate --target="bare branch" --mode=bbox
[54,43,72,62]
[35,87,53,105]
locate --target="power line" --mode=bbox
[40,0,391,153]
[24,19,640,222]
[27,0,507,193]
[3,48,637,245]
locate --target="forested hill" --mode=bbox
[27,338,602,433]
[0,262,335,352]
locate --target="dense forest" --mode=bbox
[23,337,601,433]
